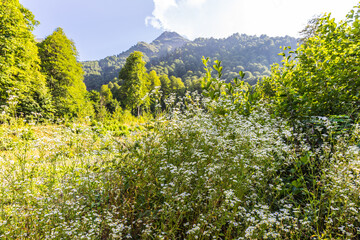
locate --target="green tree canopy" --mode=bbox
[82,33,298,92]
[118,51,147,115]
[38,27,92,118]
[100,85,113,105]
[147,70,161,92]
[170,76,185,95]
[144,70,161,111]
[0,0,52,118]
[159,75,171,100]
[260,4,360,120]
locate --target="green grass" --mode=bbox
[0,100,359,239]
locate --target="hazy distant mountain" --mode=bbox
[82,32,298,91]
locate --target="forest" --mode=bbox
[1,0,360,239]
[82,32,298,91]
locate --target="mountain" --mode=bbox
[82,31,189,91]
[148,33,298,86]
[82,32,298,91]
[117,31,190,60]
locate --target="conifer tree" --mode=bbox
[0,0,53,118]
[38,27,92,118]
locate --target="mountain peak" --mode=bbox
[154,31,188,42]
[149,31,189,56]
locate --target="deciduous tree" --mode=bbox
[0,0,52,118]
[118,51,147,115]
[260,5,360,120]
[38,27,92,118]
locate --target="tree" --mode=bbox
[100,84,118,114]
[118,51,147,115]
[100,85,113,105]
[83,33,298,91]
[38,27,92,118]
[299,15,322,44]
[0,0,53,118]
[145,70,161,112]
[147,71,161,92]
[260,5,360,120]
[88,90,100,113]
[159,75,171,100]
[170,76,185,95]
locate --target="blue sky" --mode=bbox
[20,0,163,61]
[20,0,359,61]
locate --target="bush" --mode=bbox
[259,5,360,121]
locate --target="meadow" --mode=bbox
[1,1,360,239]
[0,94,359,239]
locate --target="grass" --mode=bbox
[0,97,359,239]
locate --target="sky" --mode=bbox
[20,0,359,61]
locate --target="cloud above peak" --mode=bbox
[146,0,245,39]
[146,0,358,39]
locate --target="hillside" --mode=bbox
[82,32,298,91]
[82,31,189,91]
[149,33,298,86]
[3,1,360,239]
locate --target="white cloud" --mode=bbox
[185,0,207,7]
[145,16,162,29]
[146,0,359,39]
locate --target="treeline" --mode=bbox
[148,33,298,86]
[0,2,194,122]
[82,32,298,91]
[89,51,187,118]
[0,1,91,121]
[201,6,360,122]
[82,31,190,91]
[5,0,357,126]
[260,10,360,120]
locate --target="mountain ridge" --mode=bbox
[82,31,298,91]
[82,31,190,90]
[117,31,189,60]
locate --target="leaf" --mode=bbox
[239,71,246,79]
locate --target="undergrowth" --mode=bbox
[0,95,359,239]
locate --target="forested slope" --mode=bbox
[83,32,298,91]
[82,32,189,90]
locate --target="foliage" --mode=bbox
[117,51,148,115]
[98,85,118,115]
[82,32,189,91]
[82,33,298,91]
[201,57,261,116]
[0,0,53,119]
[299,15,322,43]
[149,34,297,86]
[170,75,186,95]
[145,70,161,112]
[159,75,172,101]
[1,2,360,240]
[259,5,360,121]
[100,53,187,117]
[38,28,93,119]
[1,96,360,239]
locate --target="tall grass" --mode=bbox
[0,95,359,239]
